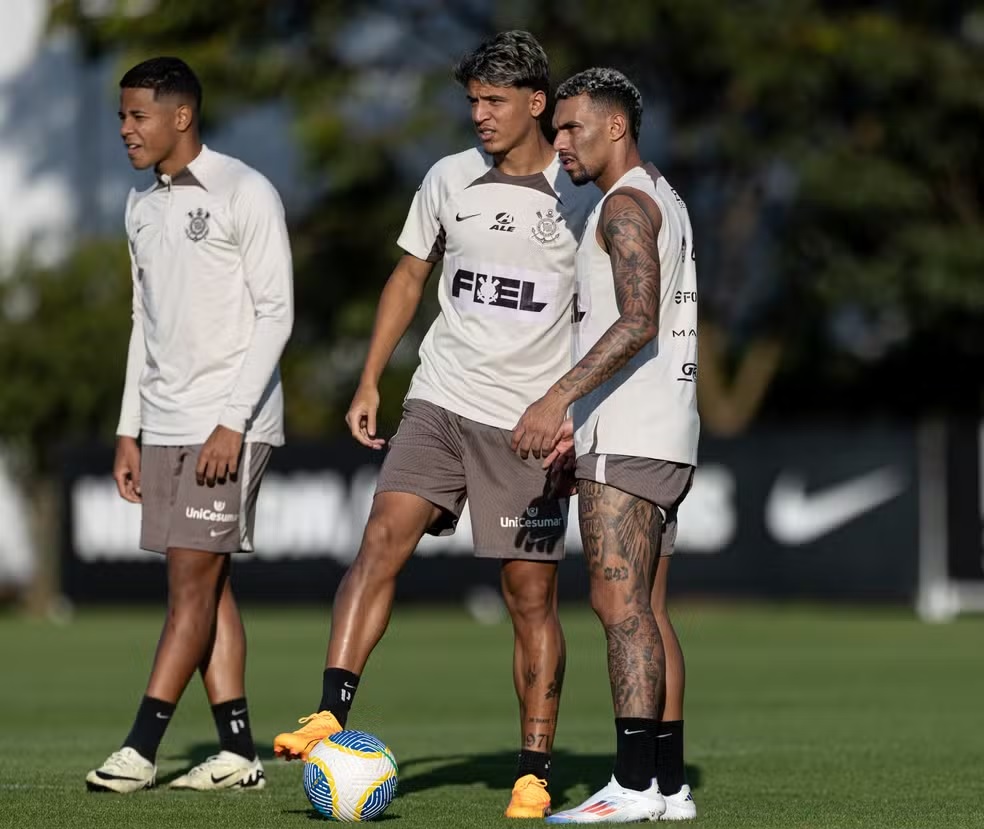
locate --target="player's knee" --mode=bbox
[360,515,399,555]
[165,587,217,632]
[168,569,216,603]
[502,564,557,626]
[503,584,553,628]
[352,516,412,577]
[589,583,639,627]
[168,569,219,605]
[589,592,614,626]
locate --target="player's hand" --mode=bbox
[511,389,569,460]
[113,435,142,503]
[541,417,574,469]
[196,425,243,486]
[544,419,576,498]
[345,383,386,450]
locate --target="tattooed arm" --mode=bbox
[556,189,662,401]
[511,188,662,459]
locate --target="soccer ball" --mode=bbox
[303,730,399,821]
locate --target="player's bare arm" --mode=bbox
[555,188,663,401]
[346,254,434,449]
[511,189,662,459]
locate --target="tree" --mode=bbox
[0,240,132,469]
[42,0,984,445]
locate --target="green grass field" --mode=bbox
[1,602,982,829]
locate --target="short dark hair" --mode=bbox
[453,30,549,93]
[556,67,643,141]
[119,56,202,114]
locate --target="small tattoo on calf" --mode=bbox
[524,667,538,689]
[545,662,565,700]
[525,733,550,750]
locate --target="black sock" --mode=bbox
[613,717,658,791]
[655,720,685,796]
[516,749,552,783]
[211,697,256,759]
[123,696,176,764]
[319,668,360,727]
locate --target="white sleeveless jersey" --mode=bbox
[397,148,597,428]
[572,164,699,465]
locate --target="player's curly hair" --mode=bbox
[556,67,643,141]
[120,56,202,115]
[453,30,549,93]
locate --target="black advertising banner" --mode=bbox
[61,423,921,604]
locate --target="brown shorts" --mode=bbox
[375,399,568,560]
[575,453,694,557]
[140,442,273,554]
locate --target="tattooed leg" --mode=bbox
[579,480,665,719]
[501,559,566,756]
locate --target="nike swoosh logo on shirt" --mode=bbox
[765,466,906,546]
[209,527,236,538]
[455,212,480,222]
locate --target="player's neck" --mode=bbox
[494,132,554,177]
[156,138,204,178]
[596,146,643,194]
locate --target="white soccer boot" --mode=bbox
[86,747,156,793]
[660,785,696,820]
[546,776,665,823]
[168,751,266,791]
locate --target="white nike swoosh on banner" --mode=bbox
[765,466,906,546]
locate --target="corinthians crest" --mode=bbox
[185,207,210,242]
[531,208,563,244]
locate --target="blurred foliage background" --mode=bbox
[2,0,982,473]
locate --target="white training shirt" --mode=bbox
[397,148,598,429]
[572,164,700,465]
[117,145,294,446]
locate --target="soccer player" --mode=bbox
[86,57,293,793]
[512,67,699,823]
[273,31,596,818]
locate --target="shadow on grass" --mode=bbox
[281,809,400,821]
[162,742,699,815]
[398,748,701,806]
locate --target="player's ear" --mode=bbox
[174,102,194,133]
[609,111,627,142]
[529,89,547,119]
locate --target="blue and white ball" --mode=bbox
[303,730,398,821]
